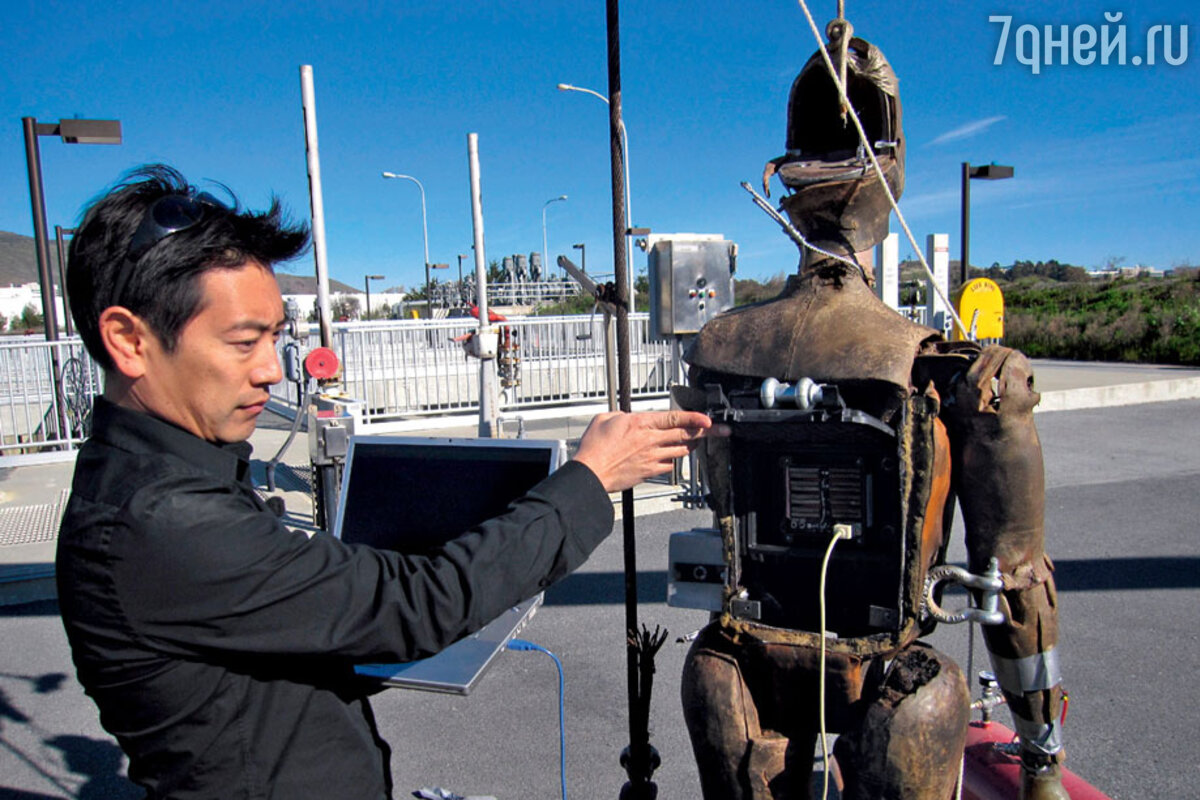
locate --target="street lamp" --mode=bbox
[557,83,634,294]
[381,171,431,316]
[23,117,122,342]
[960,162,1014,287]
[573,242,586,274]
[23,116,121,444]
[364,274,384,320]
[542,195,568,281]
[54,225,77,337]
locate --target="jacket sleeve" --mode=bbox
[109,460,613,662]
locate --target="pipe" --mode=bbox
[300,66,333,350]
[468,133,498,438]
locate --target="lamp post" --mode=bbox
[23,116,121,443]
[557,82,634,296]
[381,172,431,316]
[573,242,586,274]
[364,274,384,320]
[542,195,568,281]
[960,162,1014,287]
[23,117,121,342]
[54,225,77,337]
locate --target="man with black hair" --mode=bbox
[56,164,722,800]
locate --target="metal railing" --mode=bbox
[0,337,103,460]
[279,312,673,422]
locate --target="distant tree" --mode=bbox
[0,312,7,333]
[330,294,360,321]
[734,273,787,306]
[19,303,43,331]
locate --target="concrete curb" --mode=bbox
[1036,376,1200,413]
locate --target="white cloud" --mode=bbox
[928,115,1007,146]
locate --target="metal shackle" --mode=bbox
[922,557,1007,626]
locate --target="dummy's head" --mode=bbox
[772,33,904,270]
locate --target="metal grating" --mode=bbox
[270,463,312,493]
[786,465,863,529]
[0,489,71,546]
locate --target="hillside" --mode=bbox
[0,230,356,294]
[0,231,43,287]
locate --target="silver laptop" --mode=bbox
[332,435,567,694]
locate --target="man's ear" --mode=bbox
[98,306,153,379]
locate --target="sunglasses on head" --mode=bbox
[111,191,230,306]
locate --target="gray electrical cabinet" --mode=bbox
[648,235,736,340]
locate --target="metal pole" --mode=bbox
[468,133,498,439]
[606,1,658,796]
[558,85,634,299]
[300,66,334,350]
[364,276,371,320]
[22,119,59,345]
[542,195,567,279]
[419,183,430,317]
[960,161,971,289]
[54,225,75,337]
[22,117,68,442]
[382,174,430,317]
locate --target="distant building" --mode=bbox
[0,283,63,331]
[1089,266,1165,280]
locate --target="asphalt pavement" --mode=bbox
[1,361,1198,799]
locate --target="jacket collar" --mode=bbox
[90,397,253,484]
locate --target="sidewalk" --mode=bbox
[3,358,1199,606]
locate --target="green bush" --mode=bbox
[1003,274,1200,365]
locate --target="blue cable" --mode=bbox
[507,638,567,800]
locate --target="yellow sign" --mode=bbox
[954,278,1004,340]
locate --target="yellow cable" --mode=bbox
[819,524,853,800]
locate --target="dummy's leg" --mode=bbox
[681,625,814,799]
[834,643,970,800]
[947,347,1068,800]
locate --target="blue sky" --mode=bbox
[3,1,1197,292]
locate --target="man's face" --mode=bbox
[134,261,286,443]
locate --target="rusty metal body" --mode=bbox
[680,270,1067,799]
[677,23,1066,800]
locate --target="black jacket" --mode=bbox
[56,399,613,799]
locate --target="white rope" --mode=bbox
[793,0,969,338]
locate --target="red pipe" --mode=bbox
[962,721,1114,800]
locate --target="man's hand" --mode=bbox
[572,410,729,493]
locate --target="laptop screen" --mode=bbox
[332,435,567,694]
[335,436,566,553]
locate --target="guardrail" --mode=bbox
[274,312,674,422]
